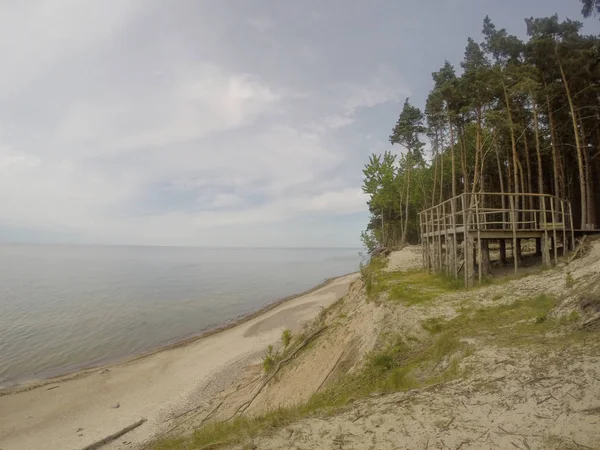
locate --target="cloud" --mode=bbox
[0,1,416,246]
[246,16,276,33]
[55,64,282,153]
[0,0,141,98]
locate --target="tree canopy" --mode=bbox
[361,11,600,252]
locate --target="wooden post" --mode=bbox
[568,202,575,252]
[481,240,491,275]
[499,239,507,266]
[443,201,449,275]
[550,199,558,265]
[535,238,542,257]
[452,197,458,279]
[510,194,518,275]
[437,204,443,274]
[462,194,469,287]
[560,200,567,257]
[425,210,431,272]
[475,193,483,284]
[541,234,551,267]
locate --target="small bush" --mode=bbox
[262,345,276,372]
[282,329,292,348]
[566,272,575,288]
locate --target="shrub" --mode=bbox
[282,329,292,348]
[262,345,276,372]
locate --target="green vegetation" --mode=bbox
[153,278,584,450]
[262,345,276,373]
[281,329,292,349]
[361,256,463,303]
[361,12,600,251]
[423,293,560,348]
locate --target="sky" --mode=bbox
[0,1,597,247]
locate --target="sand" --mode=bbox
[232,243,600,450]
[0,272,360,450]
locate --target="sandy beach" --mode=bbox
[0,272,359,450]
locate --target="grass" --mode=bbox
[262,345,276,372]
[419,293,561,349]
[153,260,584,450]
[281,329,292,349]
[361,256,463,305]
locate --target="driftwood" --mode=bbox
[79,418,146,450]
[581,312,600,330]
[154,325,329,446]
[568,235,587,264]
[225,326,328,421]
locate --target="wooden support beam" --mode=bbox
[499,239,507,266]
[510,194,518,275]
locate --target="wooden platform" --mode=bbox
[418,192,575,286]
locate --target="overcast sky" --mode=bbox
[0,1,597,247]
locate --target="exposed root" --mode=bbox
[226,326,328,421]
[79,418,146,450]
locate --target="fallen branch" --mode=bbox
[568,236,587,264]
[162,372,264,438]
[457,259,465,275]
[315,349,345,393]
[79,418,146,450]
[226,326,328,420]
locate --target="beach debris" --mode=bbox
[76,428,84,432]
[99,369,110,374]
[78,418,146,450]
[110,402,120,409]
[47,385,60,391]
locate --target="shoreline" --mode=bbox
[0,271,359,396]
[0,271,360,449]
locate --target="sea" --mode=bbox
[0,245,361,387]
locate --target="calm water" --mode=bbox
[0,245,360,387]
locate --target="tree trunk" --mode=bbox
[401,166,411,245]
[439,129,445,204]
[547,100,562,198]
[558,57,587,229]
[496,146,507,229]
[381,210,385,247]
[450,122,457,198]
[459,125,469,194]
[579,112,594,229]
[432,148,438,207]
[532,95,544,195]
[503,83,520,198]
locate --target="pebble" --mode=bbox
[111,402,120,409]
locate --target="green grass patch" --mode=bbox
[281,329,292,348]
[422,294,560,348]
[360,258,464,304]
[385,271,464,305]
[421,317,445,334]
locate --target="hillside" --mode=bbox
[154,241,600,450]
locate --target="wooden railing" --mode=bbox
[418,192,573,235]
[418,192,574,285]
